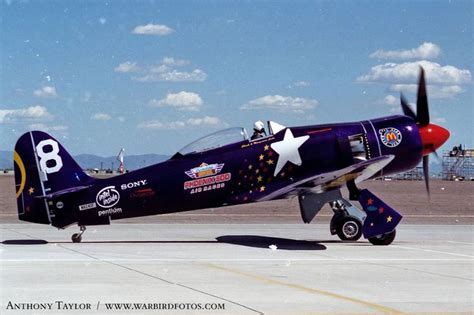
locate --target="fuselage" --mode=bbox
[50,115,423,228]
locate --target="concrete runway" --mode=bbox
[1,223,473,314]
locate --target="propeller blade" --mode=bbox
[400,93,416,119]
[432,150,441,162]
[417,67,430,126]
[422,155,430,197]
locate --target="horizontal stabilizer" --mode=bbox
[36,185,92,199]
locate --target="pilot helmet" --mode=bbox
[254,120,264,132]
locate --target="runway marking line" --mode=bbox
[447,241,474,245]
[2,258,474,263]
[203,262,403,315]
[394,245,474,258]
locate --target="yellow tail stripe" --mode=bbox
[14,150,26,198]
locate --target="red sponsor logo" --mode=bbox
[184,173,231,190]
[130,188,156,198]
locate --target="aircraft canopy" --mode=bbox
[177,121,287,156]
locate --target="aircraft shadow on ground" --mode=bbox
[1,239,218,245]
[2,239,49,245]
[216,235,328,250]
[2,237,367,248]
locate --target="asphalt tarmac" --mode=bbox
[1,223,473,314]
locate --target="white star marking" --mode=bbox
[270,128,309,176]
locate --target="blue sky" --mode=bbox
[1,0,472,156]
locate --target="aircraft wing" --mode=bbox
[258,155,394,201]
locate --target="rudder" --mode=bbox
[14,131,94,224]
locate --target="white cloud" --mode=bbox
[134,69,207,82]
[389,84,465,99]
[186,116,220,126]
[131,23,174,36]
[370,42,441,60]
[91,113,112,121]
[116,58,207,83]
[33,86,57,98]
[29,123,68,132]
[137,120,185,130]
[149,64,171,73]
[357,60,471,85]
[0,105,52,123]
[114,61,140,73]
[162,57,189,67]
[149,91,203,111]
[241,95,318,113]
[138,116,221,130]
[434,117,447,123]
[384,94,398,106]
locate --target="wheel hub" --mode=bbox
[342,221,358,238]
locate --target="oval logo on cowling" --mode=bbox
[379,127,402,148]
[96,186,120,209]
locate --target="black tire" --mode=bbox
[336,217,363,241]
[71,233,82,243]
[368,229,396,246]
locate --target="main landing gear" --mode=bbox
[298,184,402,246]
[329,200,365,241]
[71,226,86,243]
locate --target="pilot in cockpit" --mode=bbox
[251,120,267,140]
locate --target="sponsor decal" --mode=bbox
[98,207,122,217]
[184,162,230,194]
[185,163,224,179]
[130,188,156,198]
[79,202,97,211]
[185,173,231,194]
[189,182,227,195]
[120,179,147,190]
[56,201,64,209]
[96,186,120,208]
[379,127,402,148]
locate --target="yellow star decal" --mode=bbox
[260,186,265,192]
[259,154,264,161]
[257,176,263,182]
[266,159,274,165]
[387,216,392,223]
[263,145,269,151]
[28,187,35,195]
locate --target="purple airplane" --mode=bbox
[13,68,449,245]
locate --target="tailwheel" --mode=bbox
[71,226,86,243]
[336,217,362,241]
[71,233,82,243]
[368,229,396,246]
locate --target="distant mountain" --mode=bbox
[0,150,168,171]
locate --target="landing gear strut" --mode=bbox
[71,226,86,243]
